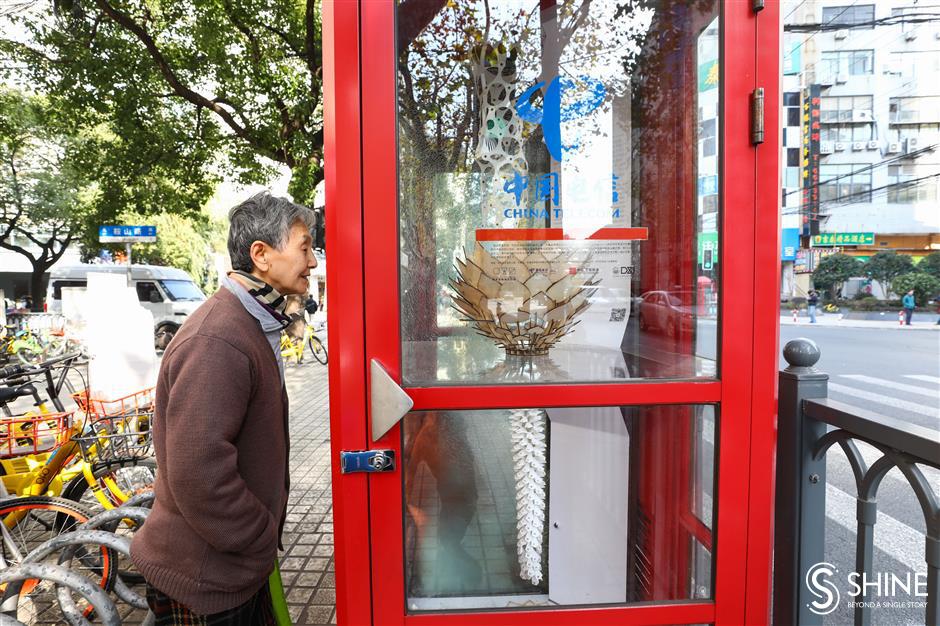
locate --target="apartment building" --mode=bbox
[781,0,940,297]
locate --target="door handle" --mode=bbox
[370,359,413,442]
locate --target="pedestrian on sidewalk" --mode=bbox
[807,290,819,324]
[902,289,915,326]
[131,192,317,624]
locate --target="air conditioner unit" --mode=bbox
[836,72,849,84]
[834,142,846,151]
[819,141,834,154]
[852,110,874,122]
[887,142,902,154]
[905,137,921,152]
[905,30,917,41]
[867,140,879,150]
[834,29,849,40]
[851,141,865,151]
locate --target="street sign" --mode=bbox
[98,225,157,243]
[812,232,874,246]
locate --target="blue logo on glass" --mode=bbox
[515,75,606,162]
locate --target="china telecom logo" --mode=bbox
[806,562,840,615]
[514,75,606,161]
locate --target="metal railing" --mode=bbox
[773,339,940,626]
[773,338,940,626]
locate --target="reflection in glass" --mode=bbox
[403,405,717,611]
[397,0,721,385]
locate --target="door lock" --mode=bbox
[340,449,396,474]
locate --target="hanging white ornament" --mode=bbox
[510,407,547,585]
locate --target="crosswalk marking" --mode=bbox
[905,375,940,386]
[840,375,940,400]
[828,382,940,418]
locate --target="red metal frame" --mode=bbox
[746,2,783,623]
[323,2,371,624]
[325,1,781,624]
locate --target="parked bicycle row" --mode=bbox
[1,315,83,367]
[0,353,157,624]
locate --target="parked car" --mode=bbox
[637,290,696,337]
[46,264,206,350]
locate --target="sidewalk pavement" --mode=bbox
[781,314,940,330]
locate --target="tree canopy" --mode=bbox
[0,88,90,308]
[864,251,913,298]
[1,0,323,207]
[812,253,863,300]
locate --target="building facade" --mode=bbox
[781,0,940,298]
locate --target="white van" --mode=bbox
[47,264,206,349]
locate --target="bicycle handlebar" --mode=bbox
[0,351,83,381]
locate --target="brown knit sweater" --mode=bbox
[131,287,290,614]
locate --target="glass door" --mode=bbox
[357,1,766,623]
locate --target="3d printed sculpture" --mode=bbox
[510,407,547,586]
[450,242,597,356]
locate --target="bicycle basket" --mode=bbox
[0,412,72,459]
[74,411,153,463]
[72,387,155,418]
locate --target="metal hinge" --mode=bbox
[752,0,765,12]
[751,88,765,145]
[340,449,396,474]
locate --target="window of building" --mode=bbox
[784,92,800,107]
[889,97,940,124]
[891,7,929,33]
[820,95,873,123]
[822,5,875,29]
[890,123,940,144]
[787,148,799,167]
[700,117,717,157]
[888,164,940,203]
[785,166,800,189]
[820,50,874,81]
[820,124,874,142]
[888,51,940,78]
[820,163,872,205]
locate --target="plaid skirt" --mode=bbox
[146,582,276,626]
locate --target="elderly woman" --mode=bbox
[131,192,317,624]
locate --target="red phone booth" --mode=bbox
[324,1,780,624]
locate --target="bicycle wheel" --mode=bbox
[14,346,42,366]
[307,335,328,365]
[63,458,157,586]
[0,496,117,620]
[63,458,158,512]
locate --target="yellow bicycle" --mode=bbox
[0,355,155,510]
[279,322,328,366]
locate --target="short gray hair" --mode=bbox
[227,192,317,272]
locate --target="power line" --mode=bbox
[781,172,940,217]
[785,12,940,33]
[782,144,939,199]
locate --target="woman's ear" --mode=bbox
[249,240,269,272]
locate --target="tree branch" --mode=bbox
[93,0,288,164]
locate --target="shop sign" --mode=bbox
[812,232,874,246]
[782,228,800,261]
[801,85,821,237]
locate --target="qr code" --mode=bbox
[609,308,627,322]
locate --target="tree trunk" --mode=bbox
[29,265,47,312]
